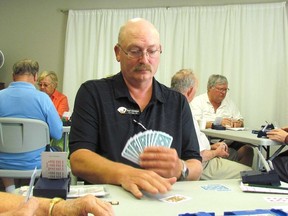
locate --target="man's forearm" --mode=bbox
[200,150,215,162]
[70,149,129,185]
[186,159,203,181]
[0,192,50,215]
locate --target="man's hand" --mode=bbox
[212,142,229,158]
[222,118,243,128]
[267,129,288,143]
[139,146,181,178]
[119,166,177,199]
[211,142,229,157]
[281,126,288,132]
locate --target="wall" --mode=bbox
[0,0,282,91]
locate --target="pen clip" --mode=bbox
[25,167,37,202]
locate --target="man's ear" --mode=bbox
[34,73,38,82]
[187,86,194,97]
[114,45,120,62]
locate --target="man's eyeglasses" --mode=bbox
[214,87,229,93]
[117,44,162,59]
[37,82,51,88]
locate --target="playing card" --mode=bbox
[151,130,159,146]
[147,130,154,146]
[201,184,230,191]
[121,130,173,164]
[121,138,140,164]
[129,136,143,156]
[214,117,222,125]
[160,194,191,204]
[154,131,173,147]
[265,197,288,203]
[135,132,146,152]
[144,130,150,147]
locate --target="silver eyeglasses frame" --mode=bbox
[117,44,162,59]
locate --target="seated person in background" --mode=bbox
[191,74,243,129]
[37,71,69,118]
[267,126,288,183]
[69,18,203,199]
[0,59,62,192]
[0,192,114,216]
[38,71,69,150]
[190,74,254,167]
[171,69,252,180]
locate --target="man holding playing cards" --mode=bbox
[69,18,203,199]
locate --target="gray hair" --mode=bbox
[207,74,228,90]
[12,59,39,76]
[38,71,58,87]
[171,69,196,94]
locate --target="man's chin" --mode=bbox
[135,73,153,82]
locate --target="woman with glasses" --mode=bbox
[37,71,69,118]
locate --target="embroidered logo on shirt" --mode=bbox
[117,107,140,115]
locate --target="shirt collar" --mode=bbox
[205,92,228,108]
[112,72,165,104]
[50,89,58,100]
[9,81,36,89]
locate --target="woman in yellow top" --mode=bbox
[37,71,69,118]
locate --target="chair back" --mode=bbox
[0,117,50,153]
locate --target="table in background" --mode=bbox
[62,126,70,152]
[201,129,285,169]
[97,179,288,216]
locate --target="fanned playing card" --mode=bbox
[121,130,173,164]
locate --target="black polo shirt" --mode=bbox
[69,72,201,168]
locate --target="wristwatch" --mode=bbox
[179,160,189,181]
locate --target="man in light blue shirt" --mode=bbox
[0,59,62,192]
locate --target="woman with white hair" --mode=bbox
[37,71,69,118]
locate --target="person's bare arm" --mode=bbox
[200,150,216,162]
[201,142,229,162]
[185,159,203,180]
[0,195,40,216]
[0,192,114,216]
[70,149,176,199]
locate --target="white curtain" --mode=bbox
[63,2,288,129]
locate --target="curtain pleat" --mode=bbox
[63,2,288,128]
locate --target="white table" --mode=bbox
[97,179,288,216]
[201,129,281,147]
[16,179,288,215]
[201,129,285,169]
